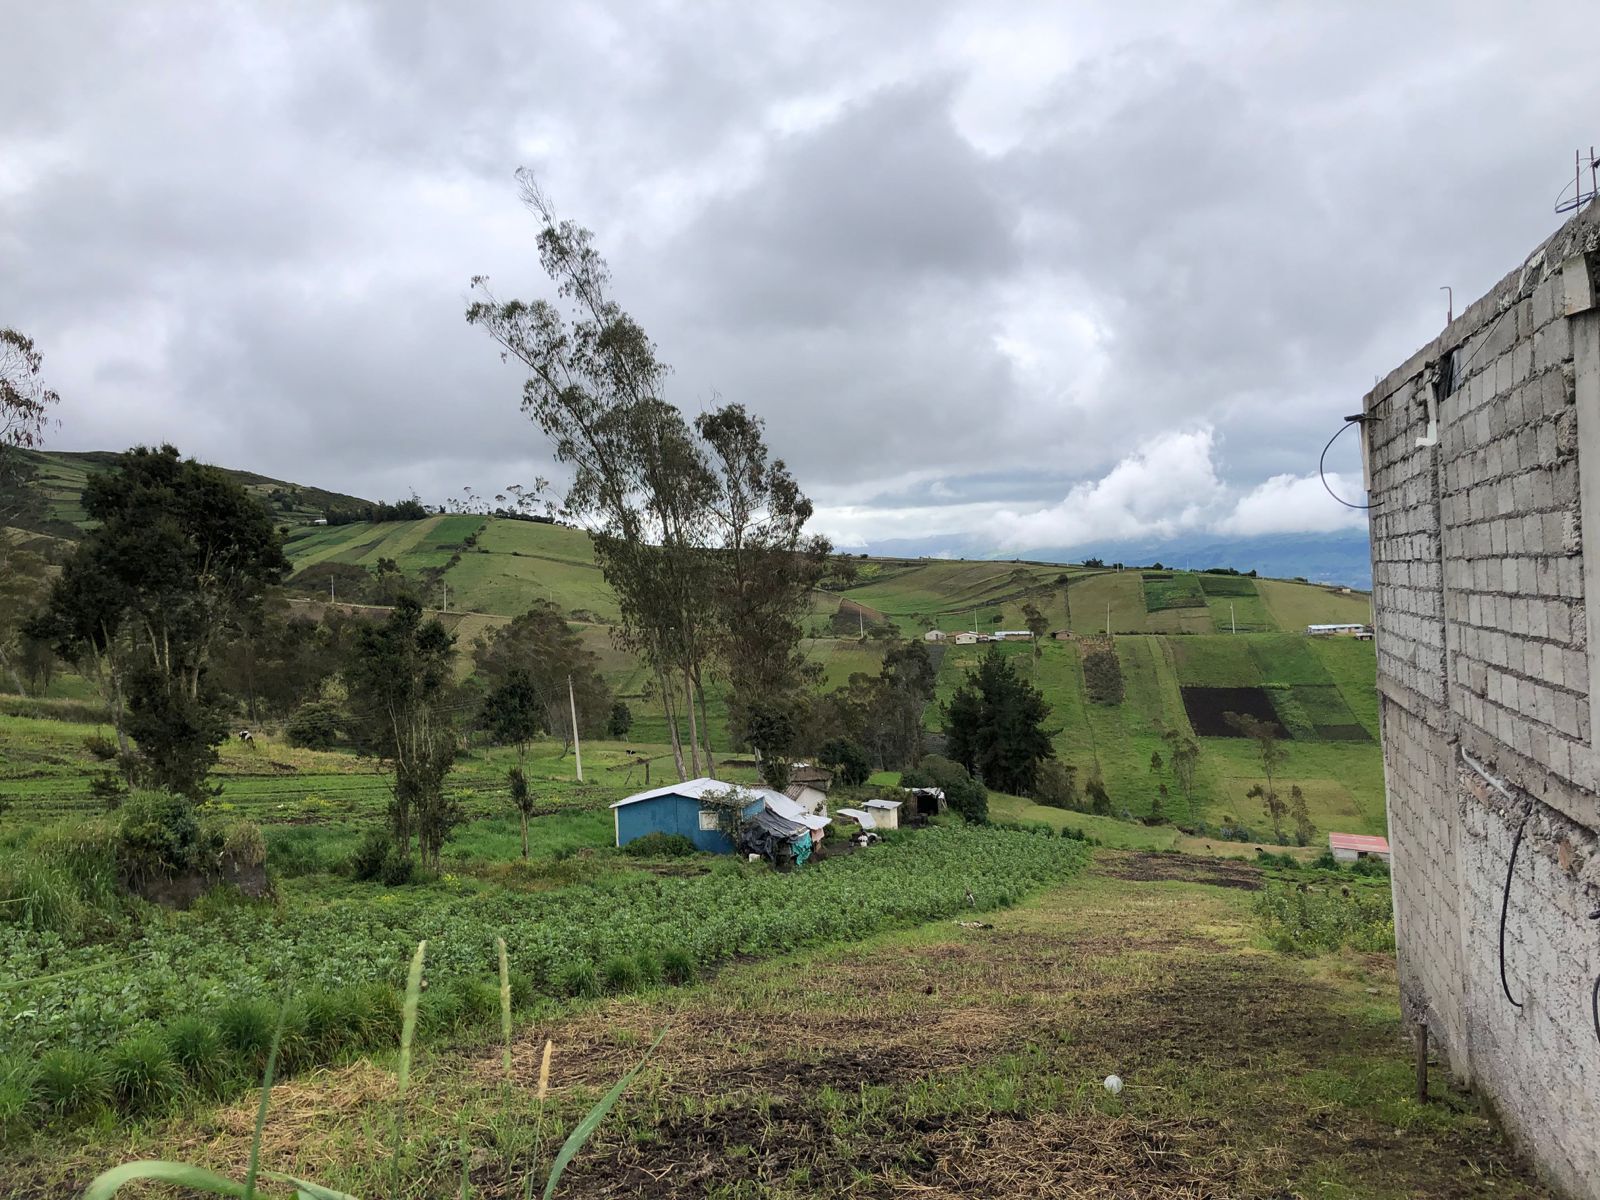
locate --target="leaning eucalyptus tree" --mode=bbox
[468,174,719,779]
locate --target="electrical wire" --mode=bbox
[1318,418,1373,511]
[1499,813,1528,1010]
[1592,972,1600,1048]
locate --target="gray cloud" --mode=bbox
[1,1,1596,547]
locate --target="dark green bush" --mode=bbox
[285,701,345,750]
[116,791,204,880]
[36,1048,110,1117]
[107,1033,180,1112]
[634,952,663,985]
[621,832,697,858]
[599,955,642,993]
[83,733,119,761]
[348,828,414,885]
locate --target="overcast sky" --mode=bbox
[3,1,1596,552]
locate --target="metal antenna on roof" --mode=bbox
[1555,147,1600,214]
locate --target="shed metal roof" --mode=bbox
[1328,832,1390,853]
[609,777,783,810]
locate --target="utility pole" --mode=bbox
[440,582,448,613]
[1105,602,1111,638]
[569,675,583,782]
[1231,604,1237,635]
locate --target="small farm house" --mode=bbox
[1306,623,1373,639]
[923,629,947,642]
[1328,832,1391,863]
[992,630,1034,641]
[611,778,764,853]
[784,764,833,815]
[611,777,830,859]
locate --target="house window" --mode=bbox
[698,809,719,832]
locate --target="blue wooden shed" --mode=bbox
[610,777,770,853]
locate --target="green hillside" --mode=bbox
[931,634,1383,840]
[5,449,373,537]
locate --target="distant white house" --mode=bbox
[310,517,328,526]
[992,630,1034,641]
[953,631,987,645]
[923,629,947,642]
[1307,623,1373,639]
[1329,832,1390,863]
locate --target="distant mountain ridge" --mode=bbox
[857,529,1373,590]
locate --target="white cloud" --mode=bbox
[1221,472,1369,537]
[991,428,1223,549]
[971,429,1367,553]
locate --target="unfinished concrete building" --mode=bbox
[1364,197,1600,1196]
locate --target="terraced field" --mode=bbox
[931,630,1383,840]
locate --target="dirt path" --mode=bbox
[3,856,1553,1199]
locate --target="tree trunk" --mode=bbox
[520,811,529,859]
[658,666,687,780]
[0,645,28,698]
[684,669,702,777]
[694,668,717,779]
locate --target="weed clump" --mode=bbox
[36,1049,110,1117]
[216,996,278,1072]
[660,948,697,985]
[555,961,599,999]
[107,1034,180,1112]
[165,1014,226,1090]
[599,955,642,993]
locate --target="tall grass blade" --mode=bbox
[541,1029,665,1200]
[497,936,512,1080]
[459,1110,472,1200]
[391,940,427,1196]
[244,991,292,1200]
[398,941,426,1095]
[525,1039,554,1200]
[84,1160,249,1198]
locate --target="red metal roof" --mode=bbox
[1328,833,1390,853]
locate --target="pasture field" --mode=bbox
[1201,575,1276,633]
[1257,577,1373,631]
[3,857,1550,1199]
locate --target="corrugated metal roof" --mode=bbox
[1328,832,1390,852]
[864,799,902,810]
[609,777,785,810]
[766,792,831,830]
[835,807,877,829]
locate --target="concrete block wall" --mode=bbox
[1365,199,1600,1199]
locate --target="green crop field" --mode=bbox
[930,627,1385,841]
